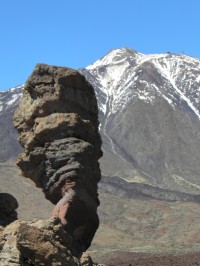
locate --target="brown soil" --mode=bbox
[2,164,200,265]
[0,162,53,220]
[104,251,200,266]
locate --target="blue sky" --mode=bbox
[0,0,200,90]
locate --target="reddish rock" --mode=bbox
[13,64,102,253]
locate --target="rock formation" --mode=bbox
[13,64,102,254]
[0,193,18,226]
[0,217,94,265]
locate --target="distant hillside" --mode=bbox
[0,86,23,161]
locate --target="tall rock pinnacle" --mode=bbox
[13,63,102,253]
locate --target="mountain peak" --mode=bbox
[86,47,142,70]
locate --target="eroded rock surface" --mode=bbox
[0,218,82,265]
[13,64,102,253]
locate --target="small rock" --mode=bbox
[0,193,18,226]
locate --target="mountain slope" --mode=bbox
[0,86,23,161]
[80,48,200,196]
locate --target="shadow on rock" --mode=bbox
[0,193,18,226]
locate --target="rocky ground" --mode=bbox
[0,162,53,220]
[103,251,200,266]
[2,163,200,265]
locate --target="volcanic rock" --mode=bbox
[0,193,18,226]
[0,218,81,265]
[13,64,102,253]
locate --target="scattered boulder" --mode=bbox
[0,218,81,265]
[0,193,18,226]
[13,64,102,253]
[80,252,94,266]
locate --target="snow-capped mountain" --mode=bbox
[0,85,23,112]
[83,48,200,117]
[1,48,200,200]
[80,48,200,197]
[0,85,24,161]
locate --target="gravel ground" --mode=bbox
[104,251,200,266]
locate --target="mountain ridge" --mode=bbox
[80,47,200,198]
[0,85,24,161]
[84,47,200,118]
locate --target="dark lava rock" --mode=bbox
[0,193,18,226]
[13,64,102,253]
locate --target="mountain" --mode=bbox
[0,85,23,161]
[80,47,200,198]
[1,48,200,200]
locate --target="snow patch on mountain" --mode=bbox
[196,75,200,83]
[153,57,200,119]
[0,85,23,113]
[6,94,20,106]
[136,53,168,65]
